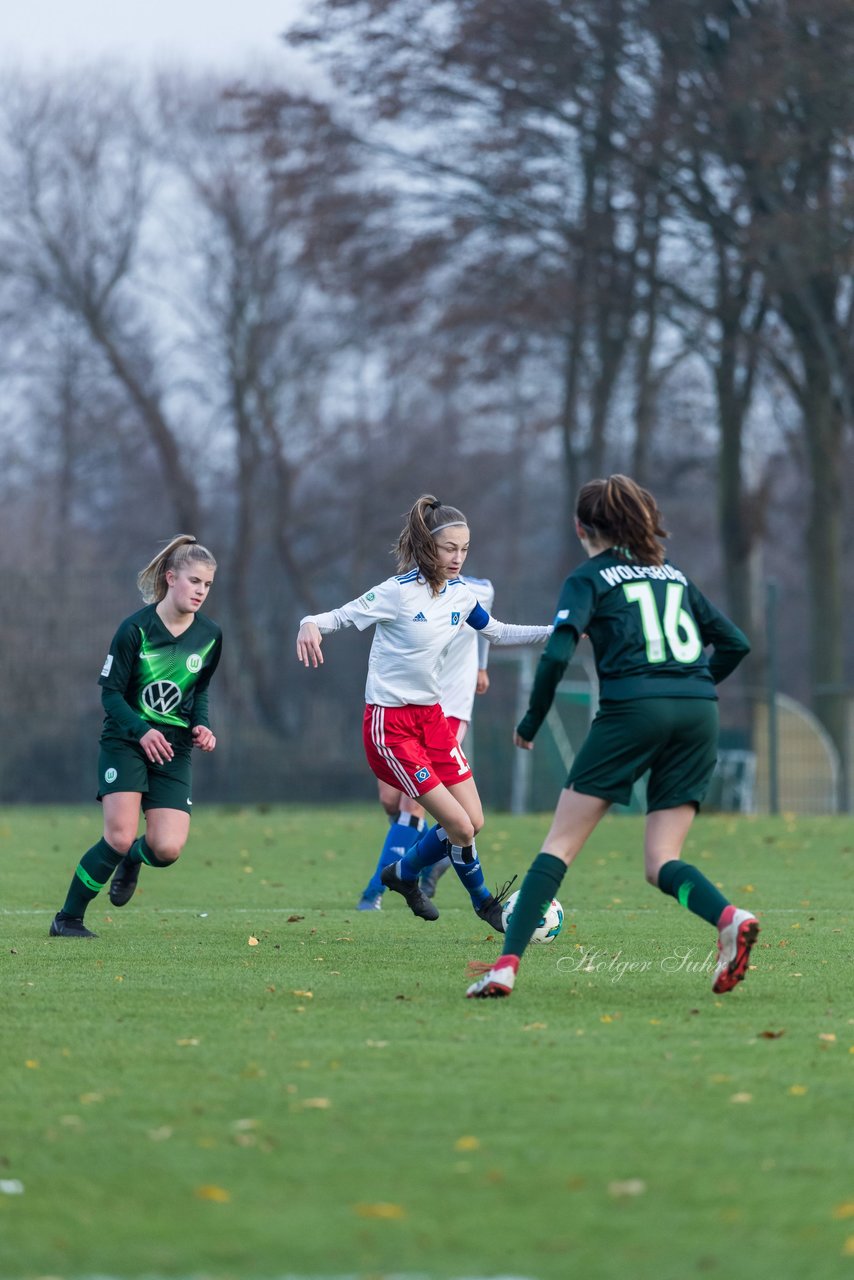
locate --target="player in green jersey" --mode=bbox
[466,474,758,999]
[50,536,222,938]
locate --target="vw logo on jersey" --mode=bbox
[451,612,460,625]
[186,653,202,673]
[142,680,183,716]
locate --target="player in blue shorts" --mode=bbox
[466,475,757,998]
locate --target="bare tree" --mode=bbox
[0,70,202,531]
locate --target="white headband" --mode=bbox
[431,521,467,535]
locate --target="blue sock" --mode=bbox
[398,824,450,882]
[363,814,424,896]
[448,840,490,907]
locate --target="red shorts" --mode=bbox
[363,703,472,798]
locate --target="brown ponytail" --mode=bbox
[576,475,668,565]
[137,535,217,603]
[394,494,468,595]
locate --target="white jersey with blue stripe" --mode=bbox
[302,571,548,707]
[440,575,495,721]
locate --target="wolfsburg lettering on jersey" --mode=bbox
[599,563,688,588]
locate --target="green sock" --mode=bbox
[60,838,125,919]
[657,859,729,927]
[129,835,172,868]
[503,853,567,959]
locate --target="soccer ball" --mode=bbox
[501,890,564,943]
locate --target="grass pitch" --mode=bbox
[2,804,854,1280]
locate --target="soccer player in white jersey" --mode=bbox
[356,575,495,910]
[297,496,549,929]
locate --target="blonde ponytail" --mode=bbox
[137,535,217,603]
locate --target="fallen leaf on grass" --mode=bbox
[758,1029,786,1039]
[194,1185,231,1203]
[291,990,313,998]
[24,1060,39,1070]
[365,1040,388,1049]
[844,1237,854,1257]
[454,1136,480,1152]
[818,1033,836,1043]
[287,915,304,923]
[300,1097,332,1109]
[176,1038,200,1047]
[788,1084,808,1096]
[523,1022,548,1031]
[353,1202,406,1219]
[248,936,260,947]
[148,1127,173,1141]
[730,1093,753,1104]
[608,1179,646,1197]
[832,1202,854,1220]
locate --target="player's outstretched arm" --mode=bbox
[297,621,324,668]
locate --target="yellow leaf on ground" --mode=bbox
[353,1202,406,1219]
[788,1084,808,1096]
[818,1033,836,1043]
[730,1093,753,1104]
[301,1097,332,1109]
[832,1202,854,1220]
[194,1185,231,1203]
[248,936,259,946]
[454,1136,480,1152]
[24,1060,39,1070]
[843,1236,854,1257]
[291,990,313,998]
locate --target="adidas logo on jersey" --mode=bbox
[412,612,428,621]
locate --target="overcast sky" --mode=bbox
[3,0,309,71]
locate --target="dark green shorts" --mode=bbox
[567,698,719,812]
[97,737,194,814]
